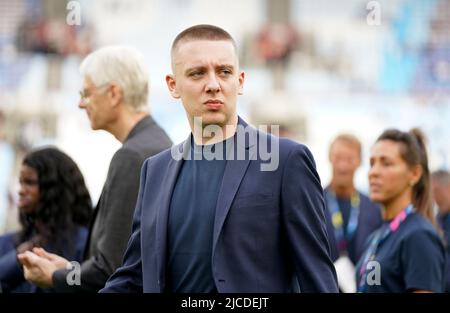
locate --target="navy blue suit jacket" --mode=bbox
[101,118,338,293]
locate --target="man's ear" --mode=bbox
[237,71,245,95]
[166,74,180,99]
[108,82,123,107]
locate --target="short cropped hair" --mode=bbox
[80,46,149,112]
[329,133,362,159]
[431,169,450,186]
[171,24,237,55]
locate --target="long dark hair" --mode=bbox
[376,128,435,225]
[18,147,92,255]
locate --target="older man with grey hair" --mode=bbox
[18,46,173,292]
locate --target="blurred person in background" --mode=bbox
[17,46,172,292]
[0,147,91,293]
[0,110,15,234]
[431,169,450,292]
[356,129,445,293]
[324,134,382,265]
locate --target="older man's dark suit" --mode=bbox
[52,116,172,292]
[101,118,338,292]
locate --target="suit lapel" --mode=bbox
[155,139,189,291]
[212,120,257,254]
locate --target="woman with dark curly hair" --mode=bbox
[0,147,92,292]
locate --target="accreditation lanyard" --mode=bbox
[326,190,360,251]
[357,204,414,292]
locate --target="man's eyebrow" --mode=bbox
[184,65,206,74]
[217,64,235,70]
[183,64,236,75]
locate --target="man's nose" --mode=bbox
[205,74,221,93]
[78,99,86,109]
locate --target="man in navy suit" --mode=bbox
[100,24,338,293]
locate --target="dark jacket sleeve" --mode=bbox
[323,205,340,262]
[99,159,149,293]
[281,144,339,292]
[0,250,24,292]
[53,149,143,292]
[0,233,33,293]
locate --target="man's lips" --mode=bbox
[204,100,223,110]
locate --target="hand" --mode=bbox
[16,235,45,254]
[17,249,69,288]
[16,241,34,254]
[32,247,69,270]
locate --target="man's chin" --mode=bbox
[199,114,227,127]
[334,179,352,188]
[201,111,237,127]
[90,122,100,130]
